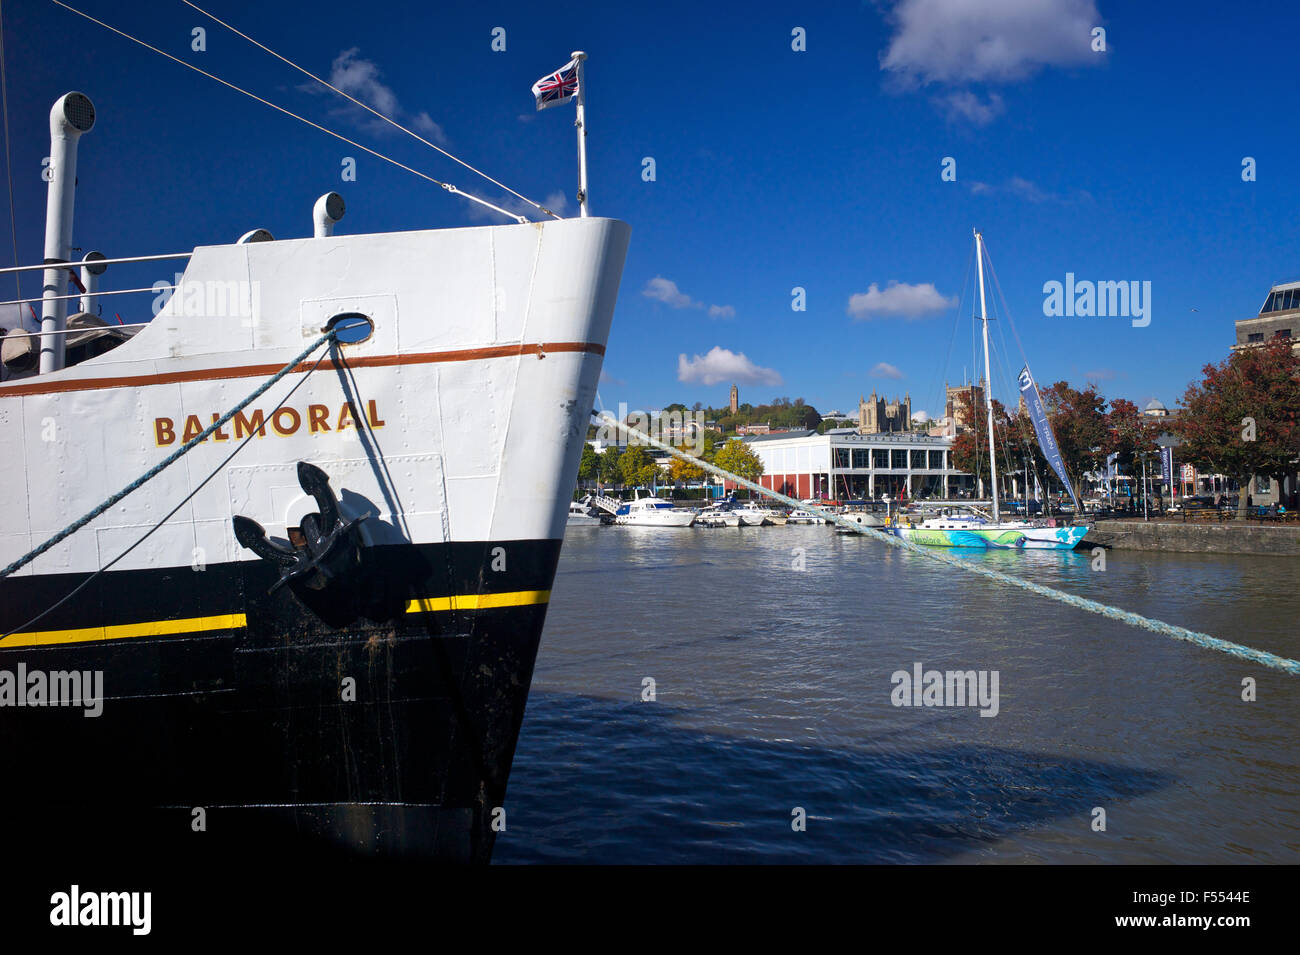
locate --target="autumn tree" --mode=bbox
[668,454,705,484]
[950,392,1020,497]
[1106,398,1158,476]
[1175,338,1300,517]
[1039,381,1109,493]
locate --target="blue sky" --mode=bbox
[3,0,1297,420]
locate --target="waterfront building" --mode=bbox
[1233,280,1300,355]
[732,429,973,501]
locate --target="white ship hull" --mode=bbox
[1,217,630,570]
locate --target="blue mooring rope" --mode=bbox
[597,413,1300,677]
[0,330,336,579]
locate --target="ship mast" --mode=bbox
[975,230,999,522]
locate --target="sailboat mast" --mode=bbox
[975,230,1000,522]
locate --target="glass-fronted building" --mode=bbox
[1234,280,1300,355]
[734,429,973,500]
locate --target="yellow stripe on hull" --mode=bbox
[3,590,552,648]
[404,590,551,614]
[3,613,248,649]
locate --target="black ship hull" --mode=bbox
[0,538,561,865]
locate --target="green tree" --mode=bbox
[619,446,651,486]
[577,443,598,483]
[1175,338,1300,517]
[598,446,622,486]
[714,439,764,485]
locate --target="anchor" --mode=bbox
[233,462,369,594]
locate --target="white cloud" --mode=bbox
[871,361,905,379]
[1084,368,1118,381]
[880,0,1101,86]
[1006,176,1051,202]
[319,48,447,143]
[934,89,1004,125]
[643,277,734,318]
[911,410,932,423]
[677,347,782,387]
[410,112,441,136]
[967,176,1093,205]
[643,277,698,309]
[847,281,956,320]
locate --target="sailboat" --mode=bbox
[890,231,1090,551]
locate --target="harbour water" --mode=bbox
[495,525,1300,864]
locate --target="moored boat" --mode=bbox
[786,508,828,525]
[888,231,1089,552]
[567,495,606,526]
[613,490,696,527]
[890,508,1089,549]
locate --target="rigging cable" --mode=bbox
[928,239,973,433]
[981,235,1033,376]
[984,238,1081,505]
[0,0,21,312]
[179,0,560,221]
[48,0,531,224]
[988,275,1041,496]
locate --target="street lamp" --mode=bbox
[1137,450,1152,521]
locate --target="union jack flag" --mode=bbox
[531,59,579,111]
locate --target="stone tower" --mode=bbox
[944,379,986,432]
[858,389,912,434]
[729,384,738,415]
